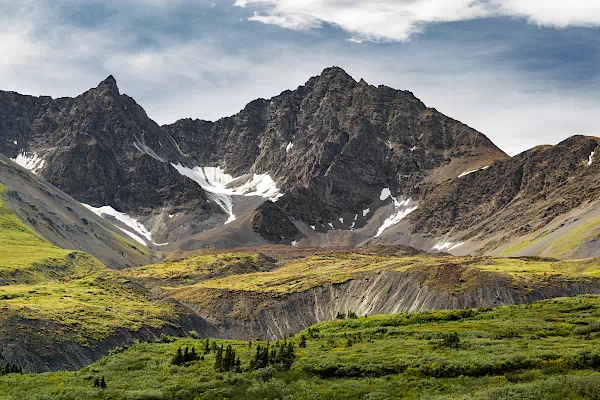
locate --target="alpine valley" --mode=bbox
[2,67,600,400]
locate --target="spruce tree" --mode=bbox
[93,377,100,388]
[235,356,241,373]
[299,335,307,348]
[214,346,223,372]
[172,347,184,365]
[204,339,210,354]
[100,376,107,389]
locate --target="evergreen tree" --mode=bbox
[235,356,241,373]
[299,335,307,348]
[211,341,217,353]
[214,346,223,372]
[191,347,198,361]
[204,339,210,354]
[183,347,190,362]
[172,347,184,365]
[100,376,107,389]
[93,377,100,388]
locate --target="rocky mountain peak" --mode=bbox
[95,75,120,97]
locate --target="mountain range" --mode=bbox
[1,66,599,263]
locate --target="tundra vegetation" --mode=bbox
[2,295,600,399]
[3,189,600,398]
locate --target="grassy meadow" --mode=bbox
[2,295,600,399]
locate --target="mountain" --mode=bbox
[0,67,509,256]
[0,154,155,269]
[372,135,600,258]
[4,67,600,259]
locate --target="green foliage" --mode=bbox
[4,296,600,399]
[249,340,296,371]
[172,346,201,365]
[0,363,22,375]
[439,332,461,348]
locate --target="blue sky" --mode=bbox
[1,0,599,155]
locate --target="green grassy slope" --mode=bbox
[0,184,176,342]
[3,295,600,400]
[124,250,600,310]
[0,184,93,283]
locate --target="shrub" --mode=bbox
[439,332,460,348]
[573,322,600,336]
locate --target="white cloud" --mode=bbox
[0,0,598,157]
[235,0,600,42]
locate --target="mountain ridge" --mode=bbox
[5,66,596,258]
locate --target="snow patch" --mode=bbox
[339,217,344,223]
[375,197,417,237]
[171,164,284,224]
[310,225,316,230]
[286,142,293,153]
[433,242,453,251]
[458,166,489,178]
[449,242,464,251]
[588,151,595,166]
[234,174,283,199]
[379,188,392,201]
[11,152,45,174]
[363,208,370,217]
[328,222,334,230]
[291,240,297,246]
[12,140,17,145]
[83,204,157,246]
[133,139,166,162]
[433,241,464,251]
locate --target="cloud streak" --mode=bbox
[235,0,600,42]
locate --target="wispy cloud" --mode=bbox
[0,0,598,156]
[235,0,600,42]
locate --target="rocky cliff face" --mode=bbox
[0,67,507,251]
[389,135,600,256]
[164,67,506,227]
[173,267,600,340]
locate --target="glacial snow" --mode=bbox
[380,188,392,201]
[11,152,45,174]
[375,200,417,237]
[433,242,464,251]
[458,166,489,178]
[171,164,284,224]
[449,242,464,251]
[375,189,418,237]
[83,204,155,245]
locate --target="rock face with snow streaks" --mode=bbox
[0,67,507,250]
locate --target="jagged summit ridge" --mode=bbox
[0,66,508,250]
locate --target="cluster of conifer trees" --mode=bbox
[92,376,107,389]
[249,340,296,371]
[171,346,202,365]
[169,338,298,373]
[214,344,241,372]
[0,363,22,375]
